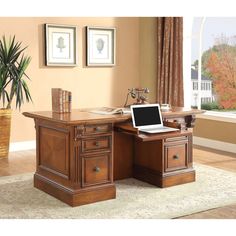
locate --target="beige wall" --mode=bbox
[0,17,158,143]
[194,118,236,144]
[139,17,157,103]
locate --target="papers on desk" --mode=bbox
[90,107,131,115]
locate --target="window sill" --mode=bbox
[196,111,236,123]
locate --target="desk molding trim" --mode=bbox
[134,164,195,188]
[34,173,116,206]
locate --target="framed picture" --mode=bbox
[86,26,116,66]
[45,24,77,66]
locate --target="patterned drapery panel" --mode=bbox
[157,17,184,107]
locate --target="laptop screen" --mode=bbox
[131,104,163,128]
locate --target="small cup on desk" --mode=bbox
[161,104,171,112]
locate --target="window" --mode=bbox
[193,81,198,90]
[191,17,236,114]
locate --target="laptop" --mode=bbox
[130,104,179,134]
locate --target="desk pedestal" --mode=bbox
[133,132,195,187]
[114,129,195,187]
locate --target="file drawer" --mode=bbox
[82,153,111,187]
[164,142,188,172]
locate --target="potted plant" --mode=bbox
[0,36,32,158]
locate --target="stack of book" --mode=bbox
[51,88,72,113]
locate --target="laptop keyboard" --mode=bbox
[141,126,170,131]
[139,126,179,134]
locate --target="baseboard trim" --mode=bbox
[193,136,236,154]
[10,140,36,152]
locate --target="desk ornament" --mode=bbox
[124,88,149,107]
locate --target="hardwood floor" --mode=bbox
[192,145,236,173]
[0,146,236,218]
[0,150,36,176]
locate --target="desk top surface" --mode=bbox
[23,107,203,125]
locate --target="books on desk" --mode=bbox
[51,88,72,113]
[90,107,131,115]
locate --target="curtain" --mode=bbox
[156,17,184,107]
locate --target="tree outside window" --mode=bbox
[191,17,236,112]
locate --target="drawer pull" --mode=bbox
[94,141,100,147]
[95,127,101,131]
[173,154,179,160]
[93,166,100,172]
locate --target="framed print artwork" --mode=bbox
[86,26,116,66]
[45,24,77,66]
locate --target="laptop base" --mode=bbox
[139,126,179,134]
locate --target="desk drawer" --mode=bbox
[165,136,188,142]
[82,153,111,187]
[75,124,112,139]
[84,124,112,135]
[164,142,188,172]
[81,136,111,153]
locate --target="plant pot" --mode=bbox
[0,109,12,158]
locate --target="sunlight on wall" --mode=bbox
[183,17,193,108]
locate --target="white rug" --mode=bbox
[0,163,236,219]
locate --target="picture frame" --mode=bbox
[45,24,77,66]
[86,26,116,66]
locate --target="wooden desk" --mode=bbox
[23,107,203,207]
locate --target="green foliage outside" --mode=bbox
[201,102,220,110]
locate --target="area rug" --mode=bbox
[0,163,236,219]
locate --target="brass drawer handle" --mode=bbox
[94,166,100,172]
[94,141,100,147]
[173,154,179,160]
[95,127,101,132]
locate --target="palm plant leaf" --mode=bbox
[16,81,23,108]
[0,35,32,109]
[22,79,32,103]
[18,55,31,78]
[1,36,23,64]
[0,65,9,105]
